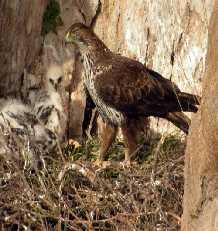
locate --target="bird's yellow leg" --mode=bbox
[95,117,118,166]
[121,124,138,166]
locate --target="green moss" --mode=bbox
[64,138,100,162]
[161,134,185,155]
[41,0,62,36]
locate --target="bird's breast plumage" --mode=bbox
[82,53,125,126]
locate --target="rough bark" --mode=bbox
[0,0,48,97]
[182,1,218,230]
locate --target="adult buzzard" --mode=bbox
[65,23,200,165]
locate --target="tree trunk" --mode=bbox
[182,1,218,230]
[0,0,48,97]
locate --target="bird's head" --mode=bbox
[65,23,108,52]
[46,64,64,92]
[65,23,93,49]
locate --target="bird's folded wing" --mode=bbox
[94,57,177,114]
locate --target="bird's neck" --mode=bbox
[80,49,97,75]
[81,45,108,61]
[79,45,110,89]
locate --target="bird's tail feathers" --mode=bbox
[179,92,201,105]
[165,112,190,134]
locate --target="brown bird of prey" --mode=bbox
[65,23,200,165]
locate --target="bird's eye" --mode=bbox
[49,79,54,84]
[58,76,63,83]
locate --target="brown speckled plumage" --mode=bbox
[65,23,200,164]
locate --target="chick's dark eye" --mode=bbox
[58,76,63,83]
[49,79,54,84]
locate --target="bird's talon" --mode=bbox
[93,160,112,168]
[68,139,81,148]
[93,159,103,167]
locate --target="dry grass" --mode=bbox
[0,133,185,230]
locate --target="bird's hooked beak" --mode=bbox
[65,31,76,44]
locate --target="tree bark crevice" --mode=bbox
[182,0,218,230]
